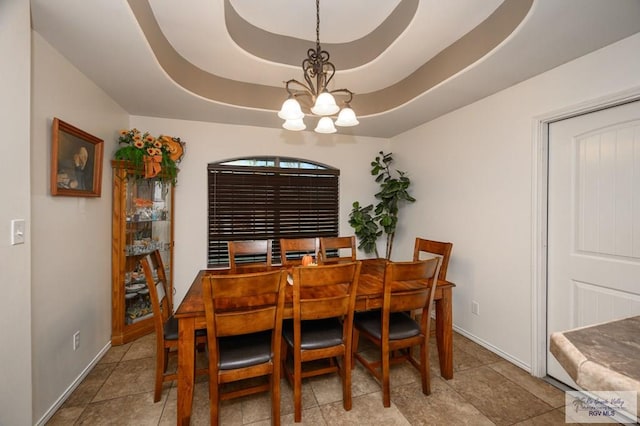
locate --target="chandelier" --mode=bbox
[277,0,359,134]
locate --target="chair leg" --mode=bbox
[293,351,302,423]
[210,372,220,426]
[154,347,164,402]
[381,346,391,408]
[342,354,352,411]
[280,339,288,379]
[272,352,281,426]
[351,329,359,370]
[163,348,170,371]
[420,342,431,396]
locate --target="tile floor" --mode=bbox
[47,332,572,425]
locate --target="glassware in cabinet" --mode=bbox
[111,161,175,345]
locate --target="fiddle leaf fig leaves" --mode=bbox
[350,151,415,259]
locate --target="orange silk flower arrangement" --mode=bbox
[114,129,185,184]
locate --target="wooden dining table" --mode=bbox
[173,258,455,425]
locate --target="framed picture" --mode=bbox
[51,118,104,197]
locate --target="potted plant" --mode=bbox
[114,128,185,185]
[349,151,415,259]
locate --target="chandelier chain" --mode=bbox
[316,0,320,51]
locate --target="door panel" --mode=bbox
[573,281,640,325]
[547,100,640,386]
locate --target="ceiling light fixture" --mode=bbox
[278,0,359,133]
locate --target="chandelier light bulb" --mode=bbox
[278,98,304,120]
[311,91,340,116]
[314,117,337,134]
[335,106,359,127]
[283,117,306,131]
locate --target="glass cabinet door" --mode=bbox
[123,179,171,324]
[112,160,176,345]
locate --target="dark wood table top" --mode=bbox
[175,258,455,319]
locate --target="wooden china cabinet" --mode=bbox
[111,160,175,345]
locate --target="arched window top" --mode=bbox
[207,156,340,267]
[211,156,336,171]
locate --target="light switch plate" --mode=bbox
[11,219,25,245]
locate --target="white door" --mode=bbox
[547,100,640,386]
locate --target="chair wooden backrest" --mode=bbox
[140,250,171,332]
[412,238,453,281]
[202,269,287,425]
[318,236,356,264]
[203,269,286,342]
[383,259,440,318]
[291,261,361,323]
[279,237,319,266]
[228,239,272,272]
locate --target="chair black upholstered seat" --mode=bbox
[354,311,420,341]
[282,318,343,350]
[218,331,272,370]
[163,316,206,341]
[163,316,179,341]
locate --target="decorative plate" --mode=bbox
[125,283,146,292]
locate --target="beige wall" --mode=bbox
[30,32,128,422]
[129,116,388,304]
[0,0,32,425]
[391,32,640,369]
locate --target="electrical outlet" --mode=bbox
[73,331,80,351]
[472,301,480,316]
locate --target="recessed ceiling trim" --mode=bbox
[225,0,419,70]
[352,0,533,115]
[129,0,531,116]
[129,0,283,111]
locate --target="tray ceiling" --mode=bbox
[31,0,640,137]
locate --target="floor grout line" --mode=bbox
[47,332,567,425]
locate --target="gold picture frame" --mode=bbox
[51,118,104,197]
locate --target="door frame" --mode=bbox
[530,86,640,377]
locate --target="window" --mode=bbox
[208,157,339,267]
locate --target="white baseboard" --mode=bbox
[35,341,111,426]
[452,325,532,373]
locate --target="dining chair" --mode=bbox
[228,239,272,272]
[318,236,356,264]
[282,261,361,422]
[140,250,207,403]
[279,237,319,266]
[413,238,453,281]
[352,258,441,407]
[202,269,287,426]
[412,238,453,330]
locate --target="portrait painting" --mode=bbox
[51,118,103,197]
